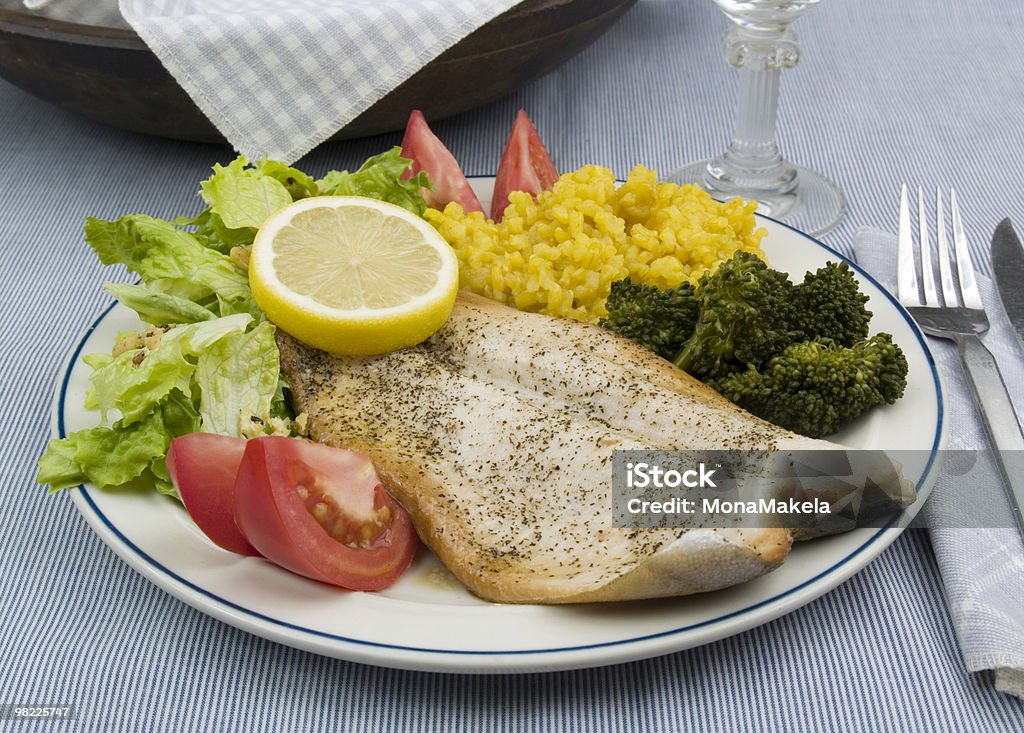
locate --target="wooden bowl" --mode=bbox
[0,0,636,142]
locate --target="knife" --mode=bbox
[992,218,1024,354]
[987,218,1024,533]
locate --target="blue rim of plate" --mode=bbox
[58,213,944,663]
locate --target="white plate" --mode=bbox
[53,181,944,673]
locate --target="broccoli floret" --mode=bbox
[793,261,871,346]
[599,278,698,360]
[673,251,799,379]
[595,251,903,437]
[710,334,909,438]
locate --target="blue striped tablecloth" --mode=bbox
[2,0,1024,730]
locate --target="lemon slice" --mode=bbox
[249,196,459,355]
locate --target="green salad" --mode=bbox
[37,148,430,498]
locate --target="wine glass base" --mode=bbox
[668,160,846,237]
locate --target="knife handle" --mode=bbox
[958,334,1024,534]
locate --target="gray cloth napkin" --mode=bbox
[853,226,1024,699]
[117,0,523,162]
[24,0,522,162]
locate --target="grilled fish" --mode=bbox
[278,292,909,603]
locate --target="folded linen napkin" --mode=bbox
[20,0,127,27]
[25,0,522,162]
[853,226,1024,700]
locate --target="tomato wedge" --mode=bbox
[400,109,484,214]
[490,109,559,222]
[233,436,417,591]
[167,433,259,556]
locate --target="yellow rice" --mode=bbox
[425,164,767,323]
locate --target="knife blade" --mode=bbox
[992,218,1024,354]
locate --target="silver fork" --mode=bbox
[898,185,1024,533]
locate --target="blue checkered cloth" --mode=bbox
[119,0,521,162]
[2,0,1024,729]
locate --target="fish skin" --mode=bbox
[278,292,893,603]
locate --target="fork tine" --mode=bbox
[917,186,938,306]
[935,187,958,306]
[897,184,921,306]
[950,189,983,310]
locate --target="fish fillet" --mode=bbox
[278,291,908,604]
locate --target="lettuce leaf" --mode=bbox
[189,157,318,249]
[36,437,85,492]
[85,214,256,318]
[176,208,256,254]
[103,283,215,325]
[88,314,252,426]
[256,159,318,200]
[195,320,281,436]
[37,398,198,494]
[199,156,294,230]
[317,147,431,216]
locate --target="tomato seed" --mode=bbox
[299,484,392,549]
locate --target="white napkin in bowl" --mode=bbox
[20,0,127,27]
[853,226,1024,700]
[27,0,521,162]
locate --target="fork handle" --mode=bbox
[958,334,1024,533]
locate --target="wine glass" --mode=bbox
[668,0,846,237]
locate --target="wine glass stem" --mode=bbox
[730,65,785,175]
[704,23,802,197]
